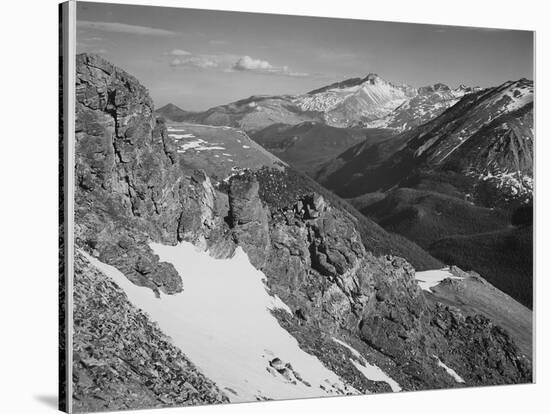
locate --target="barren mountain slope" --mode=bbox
[251,122,394,175]
[319,78,533,206]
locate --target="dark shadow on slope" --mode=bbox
[429,225,533,308]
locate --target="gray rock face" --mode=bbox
[75,54,185,294]
[228,176,270,269]
[75,54,234,294]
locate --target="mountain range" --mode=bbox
[156,74,486,177]
[157,73,481,132]
[73,53,533,411]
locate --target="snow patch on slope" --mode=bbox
[473,169,533,201]
[293,75,479,129]
[433,356,465,383]
[293,76,414,127]
[171,133,196,140]
[415,268,463,292]
[332,338,401,392]
[82,243,356,402]
[167,129,227,153]
[175,138,225,153]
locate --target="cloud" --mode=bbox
[167,52,309,77]
[232,56,309,77]
[170,49,192,56]
[170,55,220,69]
[78,20,179,36]
[233,56,278,72]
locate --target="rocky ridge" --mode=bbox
[73,54,532,411]
[170,94,323,133]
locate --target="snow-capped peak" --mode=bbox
[363,73,382,84]
[294,73,494,129]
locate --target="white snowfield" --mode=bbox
[414,268,463,292]
[332,338,402,392]
[365,94,461,130]
[167,127,226,153]
[170,133,196,140]
[82,243,358,402]
[477,169,533,198]
[294,78,410,114]
[293,76,473,129]
[496,82,533,113]
[175,137,226,153]
[433,356,465,384]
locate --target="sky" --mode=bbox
[77,2,534,111]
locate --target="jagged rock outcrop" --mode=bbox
[75,53,183,294]
[225,169,531,390]
[75,54,233,294]
[227,176,270,269]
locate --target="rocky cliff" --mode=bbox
[74,54,235,410]
[73,54,531,411]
